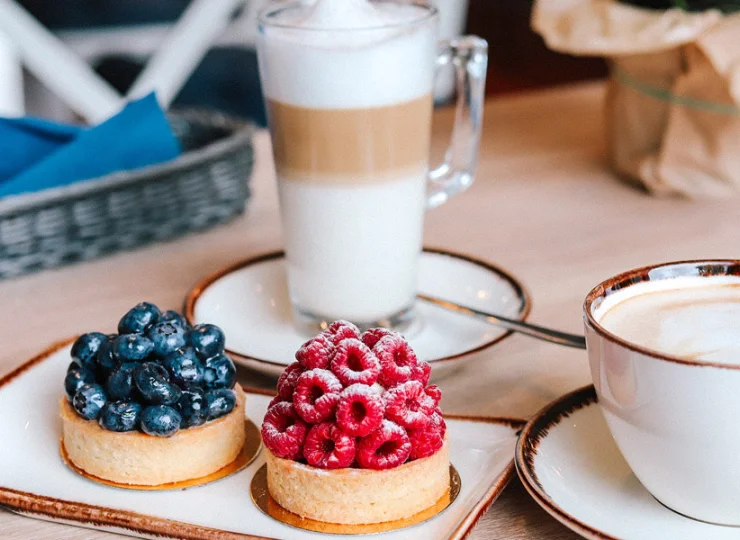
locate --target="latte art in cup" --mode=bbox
[596,277,740,365]
[258,0,487,329]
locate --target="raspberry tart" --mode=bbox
[61,302,247,486]
[261,321,449,525]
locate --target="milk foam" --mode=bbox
[278,0,388,29]
[258,0,436,108]
[596,277,740,365]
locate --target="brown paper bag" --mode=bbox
[533,0,740,198]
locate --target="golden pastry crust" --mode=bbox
[60,385,246,486]
[265,437,449,524]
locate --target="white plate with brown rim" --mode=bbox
[184,247,531,377]
[0,339,525,540]
[515,385,740,540]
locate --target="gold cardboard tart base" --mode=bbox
[60,419,261,491]
[250,464,461,535]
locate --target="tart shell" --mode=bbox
[60,386,246,486]
[265,437,450,525]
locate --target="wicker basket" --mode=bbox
[0,110,254,279]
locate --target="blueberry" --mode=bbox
[64,364,97,400]
[118,302,161,335]
[188,324,225,360]
[106,362,139,400]
[162,348,204,386]
[98,400,142,432]
[134,362,181,405]
[178,387,207,428]
[96,336,118,375]
[114,334,154,362]
[205,388,236,420]
[147,322,186,357]
[140,405,181,437]
[161,310,189,330]
[71,332,107,372]
[203,353,236,389]
[72,383,108,420]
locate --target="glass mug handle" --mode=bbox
[427,37,488,209]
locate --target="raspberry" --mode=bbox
[323,320,360,345]
[296,334,333,370]
[292,369,342,423]
[432,408,447,437]
[303,422,356,469]
[360,328,398,349]
[408,418,445,460]
[357,420,411,470]
[413,361,432,386]
[277,362,304,400]
[336,384,384,437]
[384,380,435,429]
[374,335,418,387]
[268,395,284,409]
[425,384,442,408]
[261,402,308,460]
[330,339,380,387]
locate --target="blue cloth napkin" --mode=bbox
[0,93,181,198]
[0,117,80,181]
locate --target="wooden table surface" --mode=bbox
[3,81,738,539]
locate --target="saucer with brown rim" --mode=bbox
[516,386,740,540]
[184,247,530,377]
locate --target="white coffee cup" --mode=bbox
[584,260,740,526]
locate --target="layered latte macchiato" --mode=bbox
[259,0,436,325]
[258,0,487,329]
[597,277,740,364]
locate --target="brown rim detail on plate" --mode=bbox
[0,340,526,540]
[183,247,532,370]
[515,385,618,540]
[585,259,740,371]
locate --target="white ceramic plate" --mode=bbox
[515,386,740,540]
[185,248,530,377]
[0,340,524,540]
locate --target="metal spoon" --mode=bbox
[417,294,587,350]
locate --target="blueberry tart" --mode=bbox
[261,321,449,525]
[60,303,246,486]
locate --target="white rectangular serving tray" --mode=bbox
[0,340,523,540]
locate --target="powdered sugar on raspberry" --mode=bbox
[329,338,380,386]
[374,335,418,387]
[323,320,360,345]
[360,328,398,349]
[267,395,285,410]
[303,421,356,469]
[293,369,342,424]
[408,420,445,459]
[356,419,411,470]
[336,383,385,437]
[413,361,432,386]
[425,384,442,407]
[383,380,435,429]
[296,334,334,370]
[262,401,308,460]
[277,362,304,400]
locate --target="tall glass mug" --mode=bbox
[257,0,487,330]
